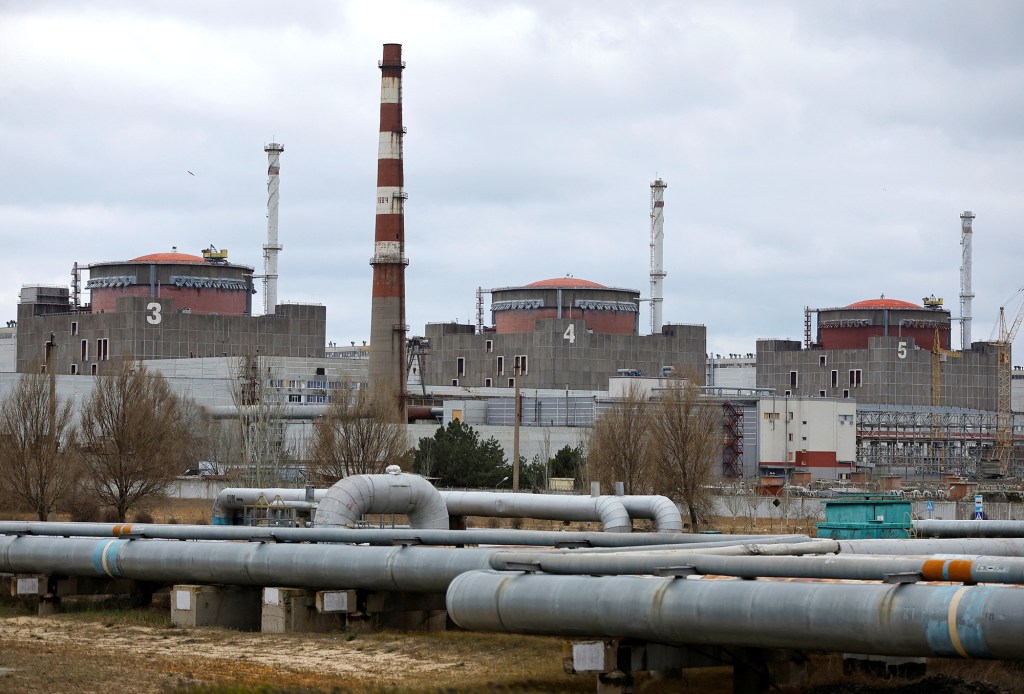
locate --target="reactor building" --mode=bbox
[422,276,706,391]
[757,297,999,411]
[16,248,325,375]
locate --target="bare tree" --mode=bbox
[0,370,79,520]
[230,354,293,487]
[79,359,194,522]
[308,386,411,484]
[650,375,722,531]
[585,381,653,495]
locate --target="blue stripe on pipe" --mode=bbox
[924,585,991,658]
[91,539,127,578]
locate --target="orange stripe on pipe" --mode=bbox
[946,560,974,583]
[922,559,946,581]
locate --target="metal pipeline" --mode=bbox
[611,495,682,532]
[489,549,1024,584]
[446,570,1024,660]
[212,484,674,532]
[441,491,632,533]
[0,535,496,593]
[914,519,1024,538]
[212,487,326,524]
[315,471,449,529]
[0,521,793,548]
[838,538,1024,556]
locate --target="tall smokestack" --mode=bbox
[960,210,975,350]
[263,142,284,315]
[649,178,667,334]
[369,43,408,415]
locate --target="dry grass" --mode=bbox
[0,599,593,693]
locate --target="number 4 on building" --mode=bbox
[563,323,576,344]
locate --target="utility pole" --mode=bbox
[44,332,57,466]
[513,362,521,491]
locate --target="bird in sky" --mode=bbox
[187,170,195,176]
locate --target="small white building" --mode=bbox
[757,396,857,480]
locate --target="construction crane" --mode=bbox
[991,294,1024,476]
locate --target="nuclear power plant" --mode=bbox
[5,41,1024,692]
[2,43,1022,485]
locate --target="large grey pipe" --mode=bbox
[489,549,1024,584]
[446,571,1024,660]
[837,538,1024,556]
[441,491,632,533]
[611,495,682,532]
[914,519,1024,538]
[214,484,678,532]
[316,471,449,529]
[0,521,805,549]
[0,535,494,593]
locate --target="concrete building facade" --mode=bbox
[17,294,325,375]
[423,318,706,392]
[756,335,1000,411]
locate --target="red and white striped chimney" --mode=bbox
[368,43,408,415]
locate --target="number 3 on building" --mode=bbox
[563,323,575,344]
[146,302,162,325]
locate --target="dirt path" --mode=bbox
[0,610,589,693]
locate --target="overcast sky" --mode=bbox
[3,1,1024,358]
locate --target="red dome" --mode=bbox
[131,252,205,264]
[846,298,920,309]
[525,277,605,289]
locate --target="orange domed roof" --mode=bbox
[525,277,605,289]
[847,297,920,309]
[131,252,206,264]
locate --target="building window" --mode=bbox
[819,390,826,397]
[831,370,838,388]
[784,390,791,397]
[496,356,504,375]
[849,369,862,387]
[514,354,528,375]
[843,389,850,399]
[788,433,794,442]
[288,394,301,403]
[819,355,827,367]
[96,338,109,361]
[508,377,515,387]
[81,339,88,361]
[457,357,465,377]
[70,364,78,375]
[71,321,78,336]
[485,378,492,387]
[315,367,326,376]
[485,340,493,353]
[307,394,327,403]
[91,363,98,375]
[789,371,798,388]
[451,379,459,387]
[763,412,780,420]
